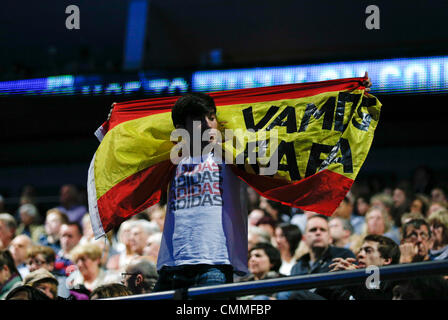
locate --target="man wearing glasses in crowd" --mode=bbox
[399,219,432,263]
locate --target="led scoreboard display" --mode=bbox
[0,55,447,97]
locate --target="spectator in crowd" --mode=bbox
[410,194,430,216]
[26,245,70,298]
[401,212,425,226]
[129,220,160,257]
[8,234,32,278]
[428,209,448,260]
[5,284,52,300]
[107,219,138,272]
[317,234,401,300]
[80,213,95,244]
[149,207,166,232]
[0,249,22,299]
[16,204,45,243]
[431,187,447,204]
[70,242,108,292]
[364,207,401,244]
[427,201,448,217]
[400,219,432,263]
[143,232,162,264]
[0,213,18,250]
[248,208,266,227]
[354,196,370,216]
[38,208,69,252]
[259,198,291,223]
[55,222,83,274]
[392,185,411,227]
[274,223,301,276]
[90,283,133,300]
[255,215,277,240]
[57,184,87,225]
[122,257,159,295]
[290,215,356,276]
[248,225,271,251]
[328,217,355,249]
[23,268,59,300]
[332,197,364,235]
[370,192,394,223]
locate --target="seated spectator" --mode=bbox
[431,187,447,205]
[428,201,448,217]
[255,215,277,240]
[0,213,17,250]
[0,249,22,299]
[410,194,430,216]
[274,223,301,276]
[80,213,95,245]
[248,208,267,227]
[107,219,138,272]
[149,206,166,232]
[90,283,132,300]
[317,234,401,300]
[26,244,70,298]
[328,217,355,249]
[16,204,45,243]
[428,209,448,260]
[355,196,370,216]
[356,207,401,247]
[248,225,271,251]
[143,232,162,264]
[9,234,32,278]
[55,222,83,274]
[5,284,52,300]
[128,220,160,257]
[290,214,356,276]
[332,196,365,236]
[122,257,159,295]
[239,243,283,300]
[38,208,69,253]
[70,242,108,292]
[400,219,432,263]
[392,186,411,226]
[23,268,59,300]
[56,184,88,225]
[369,193,394,224]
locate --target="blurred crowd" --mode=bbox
[1,167,448,300]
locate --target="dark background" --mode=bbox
[1,0,447,212]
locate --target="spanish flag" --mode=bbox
[88,77,381,239]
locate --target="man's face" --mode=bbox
[366,209,385,235]
[59,225,82,253]
[393,188,406,208]
[45,213,62,237]
[129,226,148,255]
[304,217,331,250]
[328,218,346,241]
[403,225,431,260]
[9,235,31,265]
[357,240,390,268]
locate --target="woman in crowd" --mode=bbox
[273,223,301,276]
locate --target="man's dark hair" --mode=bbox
[90,283,133,299]
[249,242,282,273]
[127,259,159,293]
[0,249,20,277]
[277,223,301,256]
[402,218,432,239]
[63,221,83,236]
[171,92,216,128]
[364,234,401,265]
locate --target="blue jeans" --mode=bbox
[153,264,233,294]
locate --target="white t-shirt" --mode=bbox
[157,153,249,275]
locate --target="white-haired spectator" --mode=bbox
[9,234,32,278]
[143,232,162,264]
[16,204,45,243]
[248,225,271,251]
[0,213,17,249]
[128,220,160,257]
